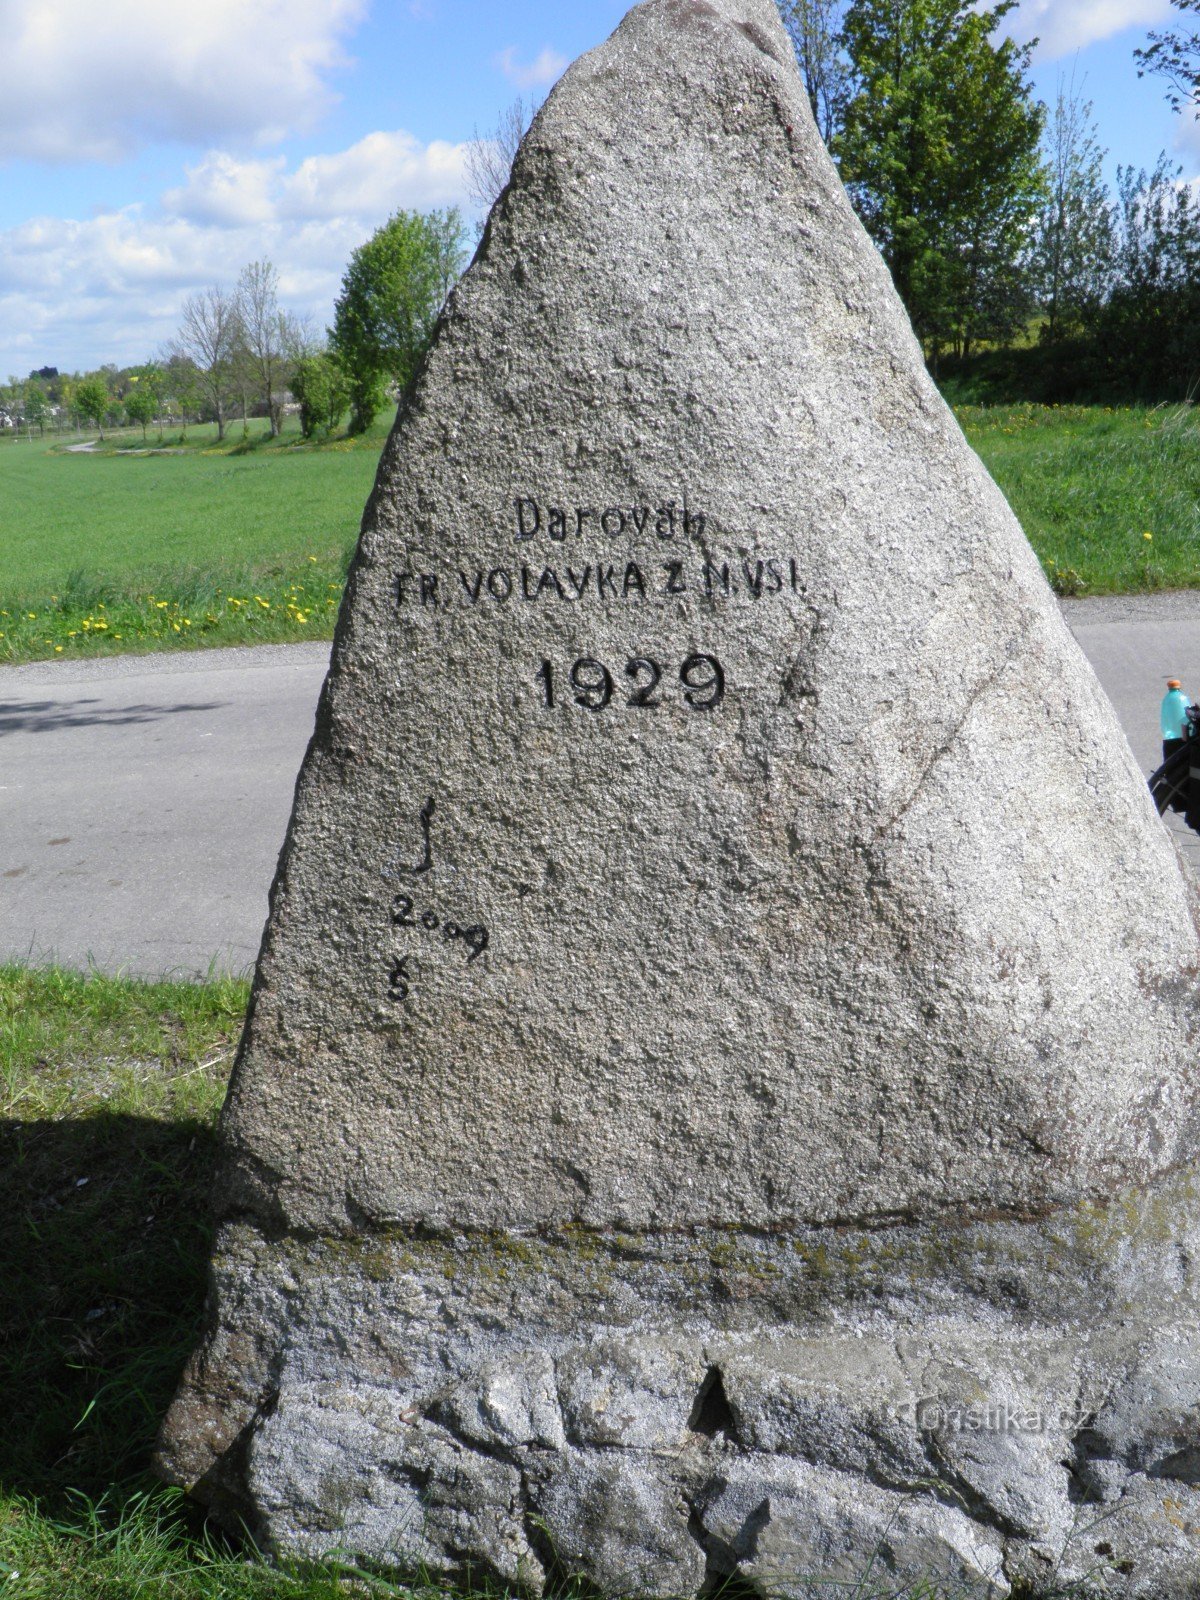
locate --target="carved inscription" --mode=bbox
[537,654,725,711]
[397,559,804,611]
[384,799,489,1002]
[514,496,706,541]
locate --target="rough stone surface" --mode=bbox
[158,0,1200,1590]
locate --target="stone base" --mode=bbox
[158,1175,1200,1597]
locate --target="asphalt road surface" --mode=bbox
[1,595,1198,979]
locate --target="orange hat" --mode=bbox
[1168,678,1183,689]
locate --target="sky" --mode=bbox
[0,0,1194,380]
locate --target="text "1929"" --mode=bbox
[536,653,725,711]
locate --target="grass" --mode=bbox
[0,416,391,664]
[0,965,428,1597]
[958,401,1200,596]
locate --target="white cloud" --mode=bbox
[281,132,471,219]
[0,0,366,162]
[1002,0,1171,61]
[0,130,474,375]
[495,45,568,91]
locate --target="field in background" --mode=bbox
[0,416,392,664]
[2,404,1200,663]
[960,402,1200,595]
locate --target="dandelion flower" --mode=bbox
[1144,531,1153,542]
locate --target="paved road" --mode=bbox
[1,595,1198,978]
[0,643,329,977]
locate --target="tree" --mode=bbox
[835,0,1046,358]
[330,208,467,433]
[236,260,296,437]
[1136,1,1200,115]
[465,98,532,214]
[290,351,352,438]
[1031,73,1112,342]
[23,381,48,436]
[1088,156,1200,398]
[169,286,240,440]
[777,0,850,145]
[124,381,157,442]
[75,377,110,438]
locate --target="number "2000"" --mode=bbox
[536,653,724,712]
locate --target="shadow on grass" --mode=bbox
[0,1109,217,1511]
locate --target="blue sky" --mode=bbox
[0,0,1193,379]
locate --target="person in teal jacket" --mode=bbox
[1162,677,1193,764]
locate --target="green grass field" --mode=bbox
[3,404,1200,668]
[0,417,391,664]
[960,402,1200,595]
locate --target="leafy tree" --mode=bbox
[124,382,157,442]
[1135,1,1200,115]
[1031,74,1112,341]
[75,378,110,438]
[23,382,48,435]
[169,286,240,440]
[331,208,467,433]
[1088,157,1200,397]
[777,0,850,145]
[835,0,1046,358]
[290,351,352,438]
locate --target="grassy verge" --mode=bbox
[0,417,390,665]
[0,966,427,1597]
[958,401,1200,595]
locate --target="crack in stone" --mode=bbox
[869,625,1030,844]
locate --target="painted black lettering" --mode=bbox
[548,507,569,540]
[391,893,415,926]
[623,561,646,600]
[396,572,414,607]
[597,564,619,599]
[655,503,678,539]
[601,506,627,537]
[629,506,652,537]
[743,560,765,598]
[684,508,706,538]
[459,570,484,603]
[515,497,540,539]
[576,507,597,538]
[565,565,592,599]
[664,560,686,595]
[626,656,663,707]
[521,566,535,600]
[703,561,732,596]
[765,559,783,593]
[388,955,412,1001]
[419,573,439,606]
[534,567,566,601]
[790,559,804,593]
[680,654,725,709]
[487,568,513,601]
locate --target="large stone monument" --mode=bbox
[159,0,1200,1592]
